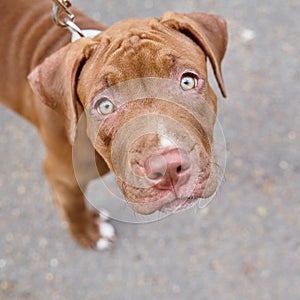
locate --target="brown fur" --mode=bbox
[0,0,227,248]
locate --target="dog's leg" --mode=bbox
[43,152,115,250]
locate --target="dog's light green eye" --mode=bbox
[180,74,197,91]
[96,98,115,115]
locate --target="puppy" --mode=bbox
[0,0,227,249]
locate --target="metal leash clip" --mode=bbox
[52,0,84,37]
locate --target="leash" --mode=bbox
[52,0,101,41]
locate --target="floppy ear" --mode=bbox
[160,12,228,97]
[28,38,97,144]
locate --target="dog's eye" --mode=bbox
[95,98,115,115]
[180,73,197,91]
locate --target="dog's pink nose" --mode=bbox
[144,149,191,190]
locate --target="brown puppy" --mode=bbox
[0,0,227,249]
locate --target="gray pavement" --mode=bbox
[0,0,299,299]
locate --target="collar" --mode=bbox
[70,29,101,42]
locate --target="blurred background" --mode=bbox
[0,0,299,299]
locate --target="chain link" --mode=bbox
[52,0,84,37]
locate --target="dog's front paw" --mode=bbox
[96,209,116,250]
[96,219,116,251]
[69,209,116,250]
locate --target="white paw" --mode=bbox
[96,215,116,251]
[96,238,113,251]
[100,221,116,241]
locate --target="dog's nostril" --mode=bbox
[152,172,163,179]
[144,154,167,180]
[176,166,182,173]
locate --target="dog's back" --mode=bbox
[0,0,102,122]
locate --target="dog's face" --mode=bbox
[29,12,228,214]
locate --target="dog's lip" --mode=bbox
[153,176,210,213]
[159,196,199,213]
[119,173,211,215]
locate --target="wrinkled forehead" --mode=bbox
[97,17,207,69]
[78,18,207,102]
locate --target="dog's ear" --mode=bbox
[28,38,97,144]
[161,12,228,97]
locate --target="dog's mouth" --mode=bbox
[159,196,199,213]
[124,188,210,215]
[158,177,212,213]
[117,171,217,215]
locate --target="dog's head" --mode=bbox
[28,12,228,214]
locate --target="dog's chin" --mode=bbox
[128,194,201,215]
[126,187,216,215]
[117,171,218,215]
[158,197,199,213]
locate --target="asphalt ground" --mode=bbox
[0,0,299,299]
